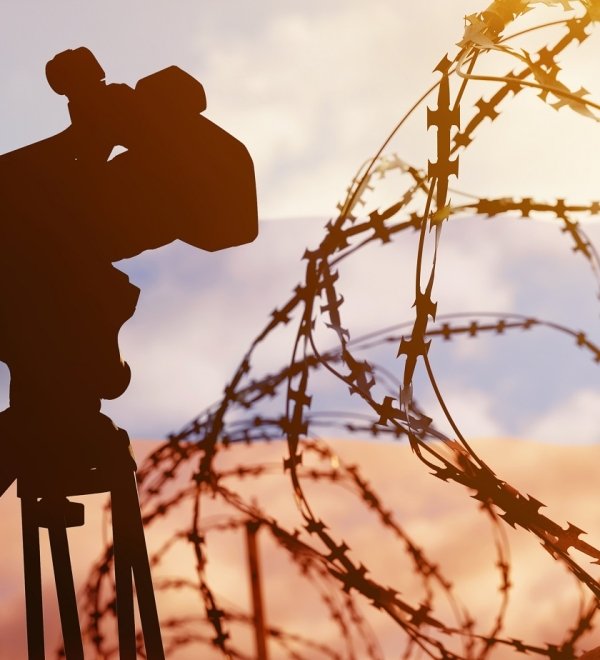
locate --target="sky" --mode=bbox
[1,1,600,444]
[3,3,600,658]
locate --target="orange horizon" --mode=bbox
[1,436,599,658]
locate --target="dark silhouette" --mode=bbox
[0,47,257,659]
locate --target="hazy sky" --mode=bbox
[0,0,513,218]
[1,1,600,443]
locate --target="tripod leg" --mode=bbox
[48,522,84,660]
[111,489,136,660]
[112,472,164,660]
[21,497,45,660]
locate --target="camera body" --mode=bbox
[46,47,258,257]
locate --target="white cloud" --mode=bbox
[102,213,523,438]
[523,389,600,444]
[435,232,515,314]
[104,221,324,435]
[420,383,506,440]
[324,222,515,346]
[198,0,487,219]
[193,1,600,221]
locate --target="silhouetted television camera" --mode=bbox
[0,48,258,492]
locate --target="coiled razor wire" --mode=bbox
[75,2,600,658]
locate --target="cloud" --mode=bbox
[420,382,506,439]
[523,388,600,444]
[106,210,516,437]
[99,209,600,442]
[200,0,488,219]
[104,219,326,435]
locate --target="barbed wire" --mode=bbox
[76,1,600,657]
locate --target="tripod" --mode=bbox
[18,458,164,659]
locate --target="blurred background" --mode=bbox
[2,2,600,657]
